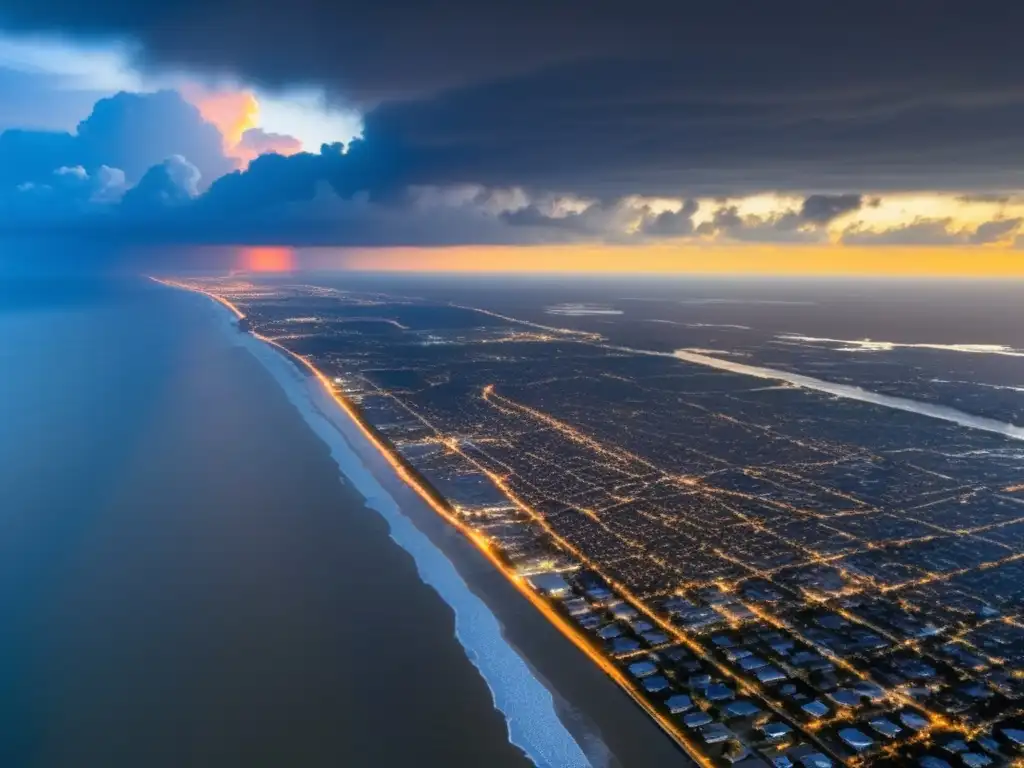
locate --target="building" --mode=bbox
[527,572,571,597]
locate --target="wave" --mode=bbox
[205,298,593,768]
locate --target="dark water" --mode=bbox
[0,279,529,767]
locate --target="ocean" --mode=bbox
[0,278,543,767]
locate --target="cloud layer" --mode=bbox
[6,1,1024,198]
[1,88,1021,251]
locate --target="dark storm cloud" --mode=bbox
[0,141,542,246]
[3,1,1024,195]
[640,200,699,237]
[0,90,232,188]
[698,206,824,244]
[800,194,863,224]
[500,198,665,240]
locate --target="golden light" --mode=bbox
[183,86,259,154]
[300,242,1024,277]
[182,86,302,167]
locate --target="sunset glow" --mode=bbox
[236,246,297,272]
[300,243,1024,278]
[182,86,303,166]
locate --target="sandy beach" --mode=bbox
[196,285,694,767]
[0,280,535,767]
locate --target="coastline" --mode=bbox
[166,281,695,767]
[0,280,538,767]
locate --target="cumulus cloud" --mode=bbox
[75,91,231,183]
[0,163,127,228]
[0,90,231,190]
[122,155,202,210]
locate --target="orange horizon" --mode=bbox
[282,243,1024,278]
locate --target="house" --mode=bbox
[723,699,761,719]
[1001,727,1024,747]
[683,711,713,729]
[688,673,712,690]
[759,721,792,741]
[900,711,930,731]
[609,602,639,620]
[527,572,571,597]
[838,728,874,752]
[665,694,693,714]
[701,723,734,744]
[705,683,734,702]
[852,681,886,702]
[628,660,658,678]
[827,688,862,708]
[799,752,833,767]
[739,655,768,672]
[724,647,752,662]
[585,586,614,602]
[642,675,670,694]
[867,718,901,739]
[611,637,641,654]
[756,666,787,684]
[961,753,993,767]
[801,699,829,719]
[562,597,591,615]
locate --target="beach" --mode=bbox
[0,279,535,767]
[190,285,694,767]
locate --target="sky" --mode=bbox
[1,1,1024,275]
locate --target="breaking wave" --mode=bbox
[204,295,594,768]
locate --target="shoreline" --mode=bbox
[189,286,594,767]
[0,280,540,768]
[159,278,695,767]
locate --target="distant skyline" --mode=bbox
[3,3,1024,274]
